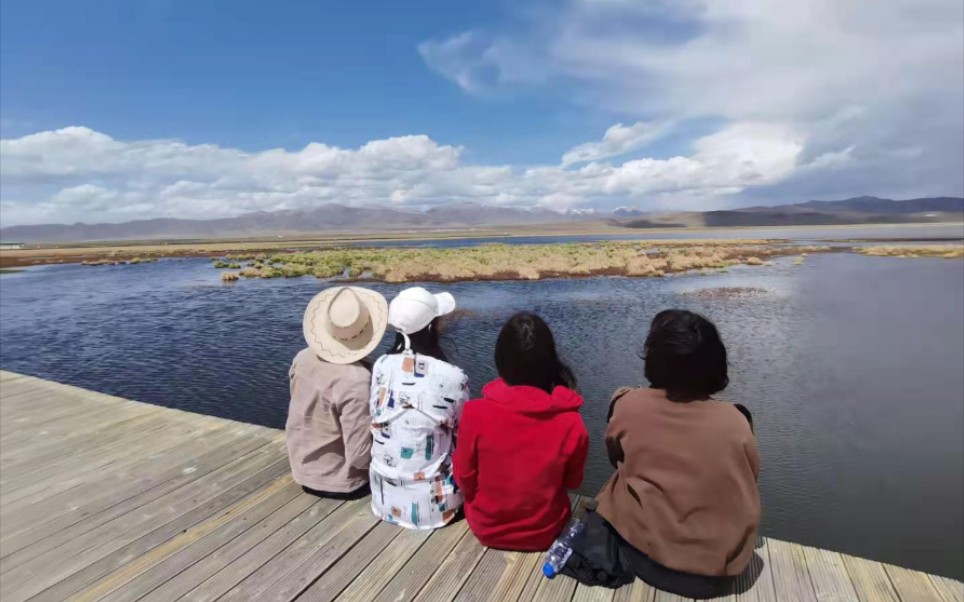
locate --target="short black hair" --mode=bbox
[643,309,728,401]
[495,312,576,393]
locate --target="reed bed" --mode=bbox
[226,241,831,283]
[858,245,964,259]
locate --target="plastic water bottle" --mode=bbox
[542,519,585,578]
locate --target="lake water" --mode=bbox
[354,222,964,248]
[1,249,962,579]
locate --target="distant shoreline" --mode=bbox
[1,221,961,268]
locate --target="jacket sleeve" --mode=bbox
[337,370,374,472]
[605,389,628,468]
[746,435,761,482]
[453,406,478,503]
[564,422,589,490]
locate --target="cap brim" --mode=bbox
[434,292,456,317]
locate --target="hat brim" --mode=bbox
[434,292,456,317]
[303,287,388,364]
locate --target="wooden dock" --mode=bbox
[0,370,960,602]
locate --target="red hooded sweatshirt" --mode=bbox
[454,378,589,551]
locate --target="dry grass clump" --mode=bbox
[238,241,831,284]
[221,272,240,282]
[858,245,964,259]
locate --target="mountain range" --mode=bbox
[1,196,961,243]
[616,196,964,229]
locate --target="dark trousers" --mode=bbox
[561,510,732,599]
[301,483,371,501]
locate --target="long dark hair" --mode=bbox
[494,312,576,393]
[388,317,448,363]
[643,309,728,401]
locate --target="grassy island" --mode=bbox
[857,245,964,259]
[211,240,833,283]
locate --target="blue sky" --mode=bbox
[1,0,962,225]
[1,0,604,164]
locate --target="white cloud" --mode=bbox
[561,121,672,166]
[1,122,805,226]
[420,0,964,202]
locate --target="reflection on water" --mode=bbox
[1,251,962,578]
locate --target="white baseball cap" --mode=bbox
[388,287,457,335]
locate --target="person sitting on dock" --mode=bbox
[454,312,589,551]
[562,309,760,599]
[286,286,388,500]
[369,287,470,529]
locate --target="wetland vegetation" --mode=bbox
[206,240,834,283]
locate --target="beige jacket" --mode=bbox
[286,348,373,493]
[596,387,761,576]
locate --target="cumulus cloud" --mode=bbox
[561,121,672,166]
[1,122,805,225]
[421,0,964,202]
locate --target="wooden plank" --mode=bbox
[0,421,260,535]
[929,575,964,602]
[0,412,172,476]
[255,503,381,602]
[0,400,140,446]
[767,539,817,602]
[0,441,286,602]
[179,497,349,602]
[614,580,656,602]
[366,521,468,602]
[803,546,859,602]
[0,392,158,448]
[574,583,618,602]
[28,458,291,602]
[0,416,227,510]
[149,496,342,602]
[652,590,690,601]
[410,528,486,602]
[215,497,374,602]
[457,546,542,602]
[0,392,99,432]
[0,397,172,459]
[0,426,272,570]
[77,478,304,602]
[3,372,961,602]
[730,538,776,602]
[884,563,946,602]
[1,417,260,512]
[0,387,152,435]
[329,525,434,602]
[841,555,899,602]
[296,521,404,602]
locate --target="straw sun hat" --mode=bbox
[303,286,388,364]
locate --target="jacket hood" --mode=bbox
[481,378,584,415]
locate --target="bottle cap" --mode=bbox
[542,562,555,578]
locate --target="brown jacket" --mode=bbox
[596,387,761,576]
[285,348,372,493]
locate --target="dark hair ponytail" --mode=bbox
[494,312,576,393]
[388,317,448,363]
